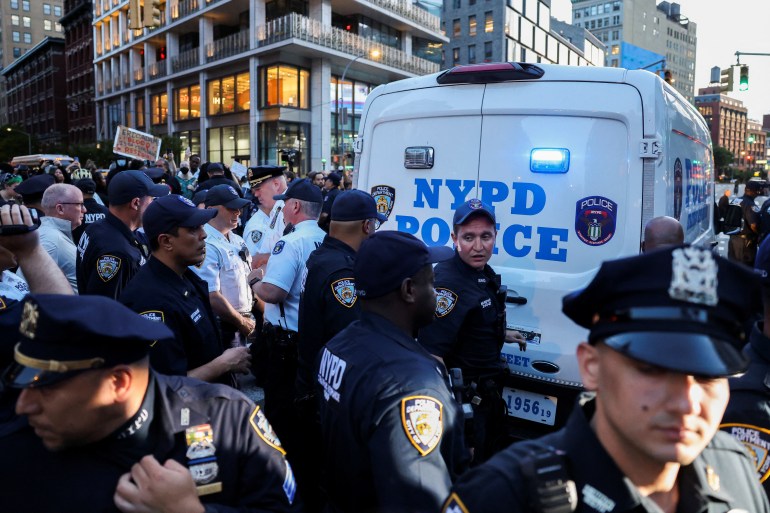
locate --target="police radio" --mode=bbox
[449,368,473,421]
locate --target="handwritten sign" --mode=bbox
[113,126,162,162]
[230,160,248,180]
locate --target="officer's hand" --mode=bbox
[222,345,252,374]
[113,456,205,513]
[238,315,257,337]
[505,329,527,352]
[0,204,41,258]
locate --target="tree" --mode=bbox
[713,146,734,173]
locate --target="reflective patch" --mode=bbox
[435,288,458,317]
[249,405,286,455]
[442,493,470,513]
[575,196,617,246]
[250,230,263,244]
[401,396,443,456]
[185,424,219,485]
[96,254,122,282]
[371,185,396,219]
[331,278,357,308]
[283,460,297,505]
[273,240,285,255]
[140,310,165,323]
[721,423,770,483]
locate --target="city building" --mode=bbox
[442,0,605,68]
[764,114,770,174]
[60,0,97,145]
[92,0,447,175]
[747,119,766,176]
[571,0,696,102]
[694,85,748,169]
[2,37,69,150]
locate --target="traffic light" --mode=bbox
[739,65,749,91]
[143,0,161,28]
[719,66,734,92]
[128,0,142,30]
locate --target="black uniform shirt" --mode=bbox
[76,212,148,299]
[444,397,770,513]
[741,195,760,237]
[316,311,468,512]
[119,257,231,385]
[73,197,109,245]
[419,252,506,378]
[296,235,359,398]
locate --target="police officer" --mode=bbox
[76,170,169,299]
[119,195,250,387]
[192,184,255,345]
[317,172,341,232]
[72,178,109,245]
[316,231,468,512]
[0,294,301,512]
[419,198,523,462]
[730,179,763,265]
[14,173,55,212]
[242,165,288,268]
[443,246,770,513]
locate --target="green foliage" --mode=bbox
[713,146,734,172]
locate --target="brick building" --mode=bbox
[60,0,97,145]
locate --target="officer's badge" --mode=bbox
[140,310,165,323]
[250,230,263,244]
[96,255,122,282]
[371,185,396,219]
[575,196,617,246]
[401,396,443,456]
[249,405,286,455]
[668,247,718,306]
[435,288,458,317]
[442,493,470,513]
[185,424,219,485]
[19,301,39,339]
[273,240,285,255]
[331,278,357,308]
[468,198,483,210]
[720,423,770,483]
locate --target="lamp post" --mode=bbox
[6,127,32,154]
[336,50,380,166]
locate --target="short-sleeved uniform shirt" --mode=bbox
[262,220,325,332]
[316,312,469,512]
[76,212,148,299]
[192,224,252,313]
[242,200,285,257]
[0,271,29,310]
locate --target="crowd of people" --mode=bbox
[1,151,770,513]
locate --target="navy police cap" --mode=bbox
[3,294,174,388]
[274,178,322,204]
[562,245,758,377]
[108,170,170,205]
[331,190,387,222]
[453,198,496,226]
[15,174,55,200]
[143,194,217,243]
[205,184,250,209]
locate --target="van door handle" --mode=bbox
[506,295,527,305]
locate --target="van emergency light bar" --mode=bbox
[436,62,545,85]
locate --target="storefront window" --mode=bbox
[207,72,249,115]
[174,84,201,121]
[330,76,372,169]
[151,92,167,125]
[261,64,310,109]
[174,130,201,157]
[207,124,250,165]
[258,121,309,176]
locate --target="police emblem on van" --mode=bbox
[371,185,396,219]
[575,196,617,246]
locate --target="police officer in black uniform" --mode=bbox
[419,198,524,462]
[76,170,169,299]
[317,172,342,232]
[119,194,250,387]
[72,178,109,245]
[0,294,301,512]
[15,173,55,213]
[443,246,770,513]
[730,180,763,265]
[316,231,468,512]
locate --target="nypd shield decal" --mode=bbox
[371,185,396,219]
[721,423,770,483]
[96,254,122,282]
[575,196,617,246]
[331,278,357,308]
[401,396,443,456]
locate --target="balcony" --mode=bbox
[171,47,200,72]
[206,31,249,62]
[170,0,200,21]
[134,67,145,83]
[358,0,441,33]
[257,13,440,77]
[148,61,168,79]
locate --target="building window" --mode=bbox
[485,41,493,60]
[22,0,29,10]
[12,31,20,42]
[469,0,476,5]
[208,124,250,165]
[485,11,493,32]
[151,92,168,125]
[53,4,61,15]
[11,14,19,24]
[611,44,619,55]
[173,85,201,121]
[452,0,460,8]
[453,19,461,37]
[208,72,251,115]
[468,15,476,37]
[261,64,309,109]
[44,19,52,30]
[468,44,476,64]
[453,47,460,65]
[23,32,31,43]
[10,0,18,8]
[413,37,443,64]
[136,97,145,129]
[258,121,308,174]
[13,47,21,57]
[43,2,50,13]
[55,22,62,31]
[22,15,29,26]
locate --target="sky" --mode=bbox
[550,0,769,122]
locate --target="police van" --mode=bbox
[353,62,715,439]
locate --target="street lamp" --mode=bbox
[6,127,32,154]
[336,49,381,167]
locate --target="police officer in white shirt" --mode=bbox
[250,178,325,463]
[243,165,288,269]
[192,184,256,345]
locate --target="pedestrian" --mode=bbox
[316,231,469,512]
[419,199,524,463]
[641,215,684,253]
[308,171,324,188]
[0,173,22,206]
[242,165,288,268]
[72,178,109,244]
[176,165,197,200]
[317,172,341,232]
[119,194,250,387]
[76,170,169,299]
[194,162,241,194]
[442,246,770,513]
[729,180,762,265]
[0,294,301,512]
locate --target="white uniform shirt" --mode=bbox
[242,200,285,256]
[192,223,253,312]
[262,220,325,331]
[0,270,29,305]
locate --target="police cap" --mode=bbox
[562,245,758,377]
[15,174,54,201]
[746,181,764,192]
[205,184,250,209]
[274,178,322,204]
[143,194,216,243]
[453,198,496,226]
[355,231,453,299]
[3,294,173,388]
[324,172,342,186]
[108,170,170,205]
[74,178,96,195]
[192,189,208,207]
[331,190,387,222]
[248,165,285,188]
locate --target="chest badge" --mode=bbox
[250,230,263,244]
[371,185,396,220]
[331,278,357,308]
[96,255,122,282]
[435,288,458,318]
[401,396,443,456]
[185,424,219,485]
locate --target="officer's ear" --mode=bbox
[130,197,142,211]
[577,342,600,391]
[157,233,173,251]
[400,277,417,304]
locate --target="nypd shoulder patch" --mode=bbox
[401,395,443,456]
[273,240,285,255]
[250,230,263,244]
[721,423,770,483]
[442,493,470,513]
[331,278,357,308]
[249,405,286,455]
[96,254,122,282]
[435,288,458,317]
[140,310,165,323]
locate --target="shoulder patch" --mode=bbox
[720,422,770,482]
[435,288,458,317]
[140,310,165,323]
[249,405,286,455]
[96,254,122,282]
[331,278,357,308]
[401,395,443,456]
[442,493,470,513]
[272,240,285,255]
[250,230,263,244]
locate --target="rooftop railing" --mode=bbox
[361,0,441,33]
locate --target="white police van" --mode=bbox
[353,62,715,439]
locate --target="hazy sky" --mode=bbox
[550,0,769,122]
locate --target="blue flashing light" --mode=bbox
[530,148,570,173]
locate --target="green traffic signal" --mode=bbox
[739,65,749,91]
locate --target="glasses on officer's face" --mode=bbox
[59,202,85,209]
